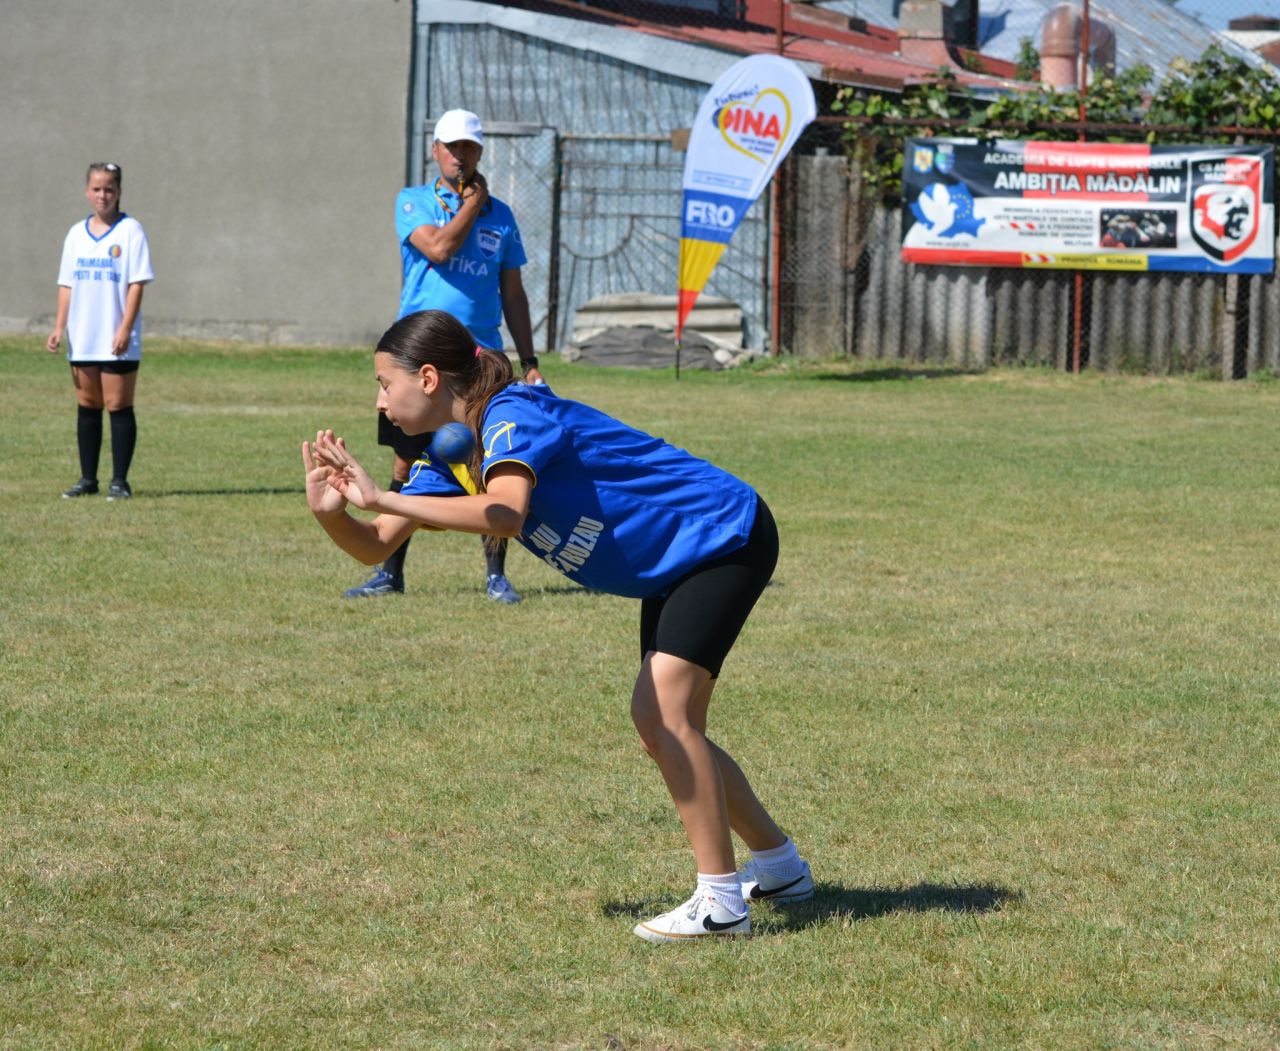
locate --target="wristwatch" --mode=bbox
[520,355,539,370]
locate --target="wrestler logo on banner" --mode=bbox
[1191,156,1261,263]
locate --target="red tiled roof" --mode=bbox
[491,0,1028,92]
[636,18,1021,90]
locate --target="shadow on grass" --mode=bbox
[604,881,1021,929]
[528,582,783,598]
[813,367,983,383]
[531,585,611,597]
[765,880,1022,931]
[138,486,305,498]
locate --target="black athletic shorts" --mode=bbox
[70,360,139,375]
[639,498,778,679]
[378,411,430,462]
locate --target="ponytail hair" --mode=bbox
[375,309,516,491]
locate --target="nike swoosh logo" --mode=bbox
[703,913,749,932]
[748,874,807,900]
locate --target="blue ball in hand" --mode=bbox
[429,422,475,464]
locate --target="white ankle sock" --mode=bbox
[751,837,803,877]
[697,871,746,915]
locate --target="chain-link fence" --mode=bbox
[457,124,770,353]
[470,115,1279,377]
[773,120,1280,376]
[776,119,1280,377]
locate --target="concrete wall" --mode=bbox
[1,0,412,346]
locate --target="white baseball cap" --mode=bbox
[433,109,484,146]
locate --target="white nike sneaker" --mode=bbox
[633,891,751,943]
[739,858,814,905]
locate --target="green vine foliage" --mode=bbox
[831,45,1280,204]
[1146,45,1280,137]
[1013,37,1040,83]
[832,68,980,200]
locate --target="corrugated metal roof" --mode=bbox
[820,0,1267,82]
[425,0,802,85]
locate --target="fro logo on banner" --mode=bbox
[681,192,747,244]
[686,199,737,228]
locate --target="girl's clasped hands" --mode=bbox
[303,430,382,513]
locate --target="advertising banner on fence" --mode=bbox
[901,138,1275,274]
[678,54,816,338]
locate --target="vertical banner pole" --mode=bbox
[1072,0,1090,375]
[770,171,782,357]
[547,131,563,353]
[772,1,785,357]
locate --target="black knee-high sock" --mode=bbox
[77,405,103,481]
[485,535,507,578]
[383,478,410,578]
[109,407,137,482]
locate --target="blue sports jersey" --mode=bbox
[401,385,759,599]
[395,181,527,349]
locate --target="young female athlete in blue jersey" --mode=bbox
[304,309,813,941]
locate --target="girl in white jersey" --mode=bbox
[46,163,155,500]
[303,310,814,942]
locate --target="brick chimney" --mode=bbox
[898,0,959,69]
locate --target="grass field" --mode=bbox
[2,336,1279,1049]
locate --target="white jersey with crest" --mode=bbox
[56,214,154,362]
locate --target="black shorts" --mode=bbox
[378,411,430,462]
[70,360,140,375]
[639,498,778,678]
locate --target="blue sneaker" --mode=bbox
[486,574,522,604]
[343,568,403,598]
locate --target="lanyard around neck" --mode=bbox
[433,178,459,218]
[433,177,490,218]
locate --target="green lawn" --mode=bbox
[2,338,1278,1049]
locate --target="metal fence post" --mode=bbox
[547,131,563,353]
[1222,274,1241,380]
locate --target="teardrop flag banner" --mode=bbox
[677,54,817,356]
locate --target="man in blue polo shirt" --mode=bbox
[344,109,544,603]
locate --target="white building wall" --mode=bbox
[2,0,412,345]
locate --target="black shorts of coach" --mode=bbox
[378,410,430,463]
[70,360,140,375]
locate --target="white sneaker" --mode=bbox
[633,891,751,943]
[739,858,814,905]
